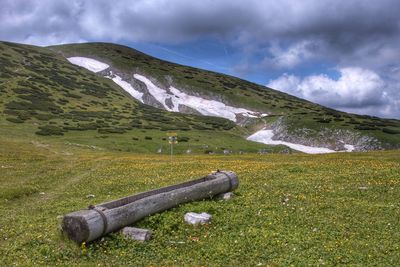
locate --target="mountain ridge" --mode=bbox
[0,40,399,153]
[49,42,400,151]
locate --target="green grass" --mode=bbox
[1,138,399,266]
[0,115,289,155]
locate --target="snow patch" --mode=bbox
[133,74,176,111]
[344,144,355,152]
[66,57,267,122]
[247,129,336,154]
[67,57,143,102]
[134,74,266,122]
[109,74,144,103]
[67,57,109,72]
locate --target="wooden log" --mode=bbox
[121,227,152,241]
[62,170,238,243]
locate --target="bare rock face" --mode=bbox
[184,212,212,225]
[271,117,382,151]
[121,227,152,242]
[178,104,202,115]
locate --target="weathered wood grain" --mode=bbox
[62,170,238,243]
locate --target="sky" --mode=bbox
[1,0,399,118]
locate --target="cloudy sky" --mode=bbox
[1,0,399,118]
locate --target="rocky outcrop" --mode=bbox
[178,104,202,115]
[271,118,382,151]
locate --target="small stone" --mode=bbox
[216,192,234,200]
[184,212,212,225]
[358,186,368,190]
[86,194,95,198]
[122,227,152,242]
[39,192,45,195]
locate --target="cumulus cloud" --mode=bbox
[265,40,316,69]
[1,0,399,117]
[267,68,399,118]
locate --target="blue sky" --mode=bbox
[129,38,341,85]
[1,0,399,118]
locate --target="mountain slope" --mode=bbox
[49,42,400,151]
[0,41,286,154]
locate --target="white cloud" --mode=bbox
[1,0,399,118]
[267,41,315,69]
[267,68,399,118]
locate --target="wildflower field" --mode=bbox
[0,138,399,266]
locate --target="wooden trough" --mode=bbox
[62,170,238,243]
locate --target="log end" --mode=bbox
[216,170,239,191]
[62,211,92,243]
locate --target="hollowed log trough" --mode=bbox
[62,170,238,243]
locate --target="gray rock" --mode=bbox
[178,104,202,115]
[184,212,212,225]
[165,97,175,109]
[122,227,152,242]
[216,192,234,200]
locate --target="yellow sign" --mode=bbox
[168,136,178,144]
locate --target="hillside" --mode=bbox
[0,40,399,153]
[0,41,286,154]
[49,42,400,151]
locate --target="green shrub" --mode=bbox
[178,136,190,142]
[35,125,64,136]
[34,113,53,121]
[6,117,25,123]
[354,125,376,131]
[382,128,400,134]
[97,128,126,134]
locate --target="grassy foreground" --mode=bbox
[0,139,399,266]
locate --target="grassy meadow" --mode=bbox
[1,137,399,266]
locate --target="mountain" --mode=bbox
[1,41,399,153]
[50,42,400,151]
[0,41,284,154]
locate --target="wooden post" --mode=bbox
[62,170,238,243]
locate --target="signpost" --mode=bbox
[167,132,178,159]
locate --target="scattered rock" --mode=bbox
[281,194,290,205]
[216,192,234,200]
[223,149,231,154]
[86,194,95,199]
[122,227,152,242]
[184,212,212,225]
[1,165,12,169]
[39,192,45,195]
[358,186,368,190]
[168,240,185,244]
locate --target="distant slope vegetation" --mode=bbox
[0,41,286,154]
[0,41,238,133]
[49,42,400,151]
